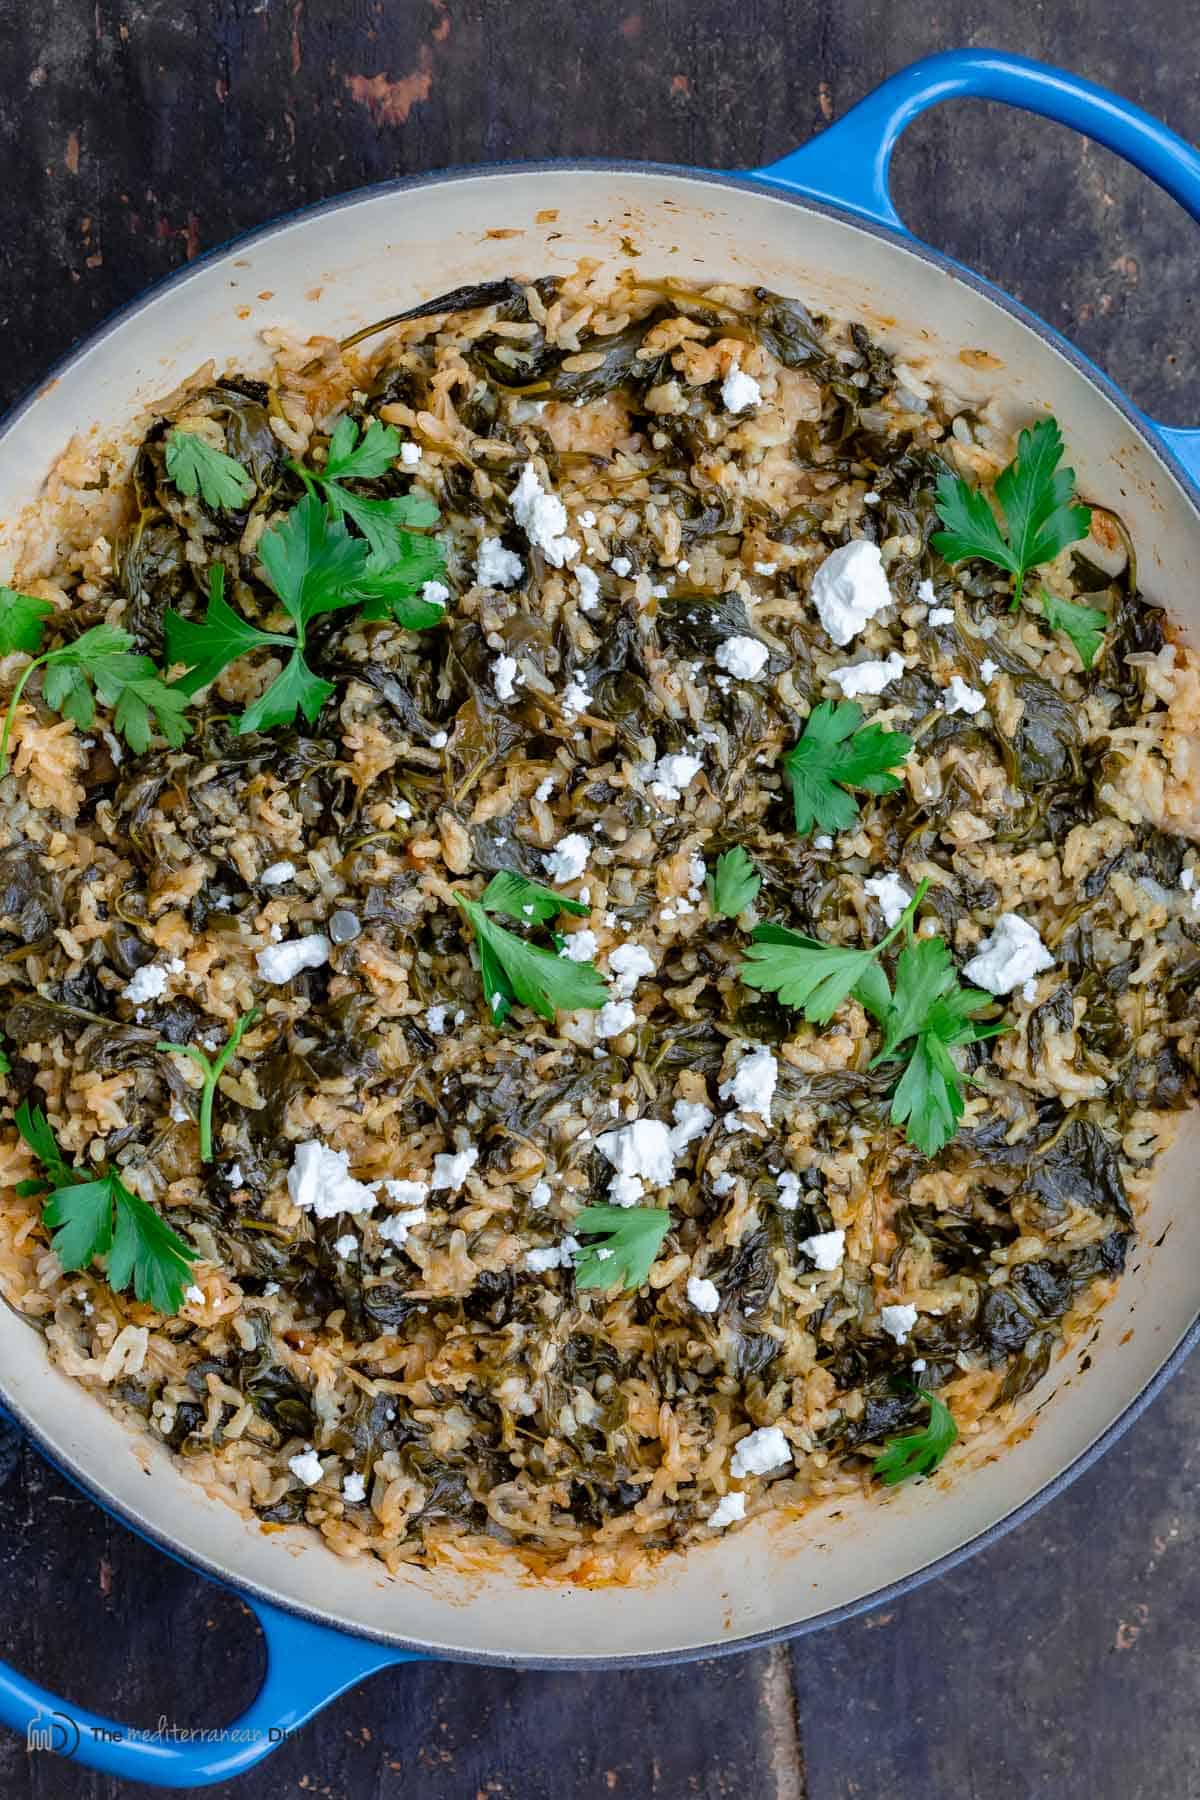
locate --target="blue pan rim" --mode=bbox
[2,152,1198,1670]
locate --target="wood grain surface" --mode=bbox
[0,2,1197,1795]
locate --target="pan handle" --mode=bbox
[751,48,1200,485]
[0,1590,422,1786]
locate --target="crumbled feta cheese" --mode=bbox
[715,635,769,681]
[1021,977,1039,1003]
[649,751,704,804]
[810,540,893,646]
[708,1491,747,1530]
[776,1171,801,1211]
[608,1172,645,1206]
[863,872,912,929]
[880,1303,918,1345]
[711,1171,736,1197]
[829,652,904,698]
[400,440,422,465]
[261,860,296,886]
[669,1098,713,1154]
[534,775,557,804]
[799,1229,845,1271]
[1181,869,1195,893]
[730,1425,791,1478]
[333,1233,358,1260]
[342,1470,368,1503]
[544,832,590,882]
[431,1146,479,1192]
[575,565,600,612]
[687,1275,721,1314]
[596,999,637,1038]
[560,928,598,963]
[561,675,590,720]
[979,657,999,683]
[425,1004,448,1034]
[288,1141,378,1219]
[256,934,331,984]
[962,912,1055,995]
[721,365,762,413]
[529,1180,552,1206]
[608,942,655,996]
[916,578,937,605]
[526,1236,579,1273]
[577,509,596,528]
[610,555,633,578]
[911,1357,927,1373]
[718,1045,778,1119]
[122,963,169,1004]
[429,729,448,748]
[863,489,880,504]
[381,1178,430,1210]
[475,537,524,589]
[753,561,777,576]
[492,653,520,702]
[510,463,579,567]
[227,1163,244,1187]
[928,606,955,626]
[288,1448,325,1488]
[421,579,450,611]
[597,1118,675,1190]
[184,1284,205,1306]
[813,833,833,850]
[376,1203,427,1248]
[942,674,986,716]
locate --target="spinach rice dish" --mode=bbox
[0,267,1197,1581]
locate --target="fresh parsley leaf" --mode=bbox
[237,650,334,734]
[1036,588,1107,670]
[165,428,255,511]
[740,881,928,1025]
[165,565,294,698]
[455,893,607,1024]
[0,621,191,775]
[782,701,912,837]
[0,1038,9,1076]
[706,846,761,917]
[931,416,1092,611]
[353,540,448,627]
[571,1204,672,1291]
[873,1388,958,1485]
[478,870,590,924]
[156,1008,259,1162]
[258,492,371,627]
[0,588,55,656]
[324,416,402,481]
[16,1100,197,1312]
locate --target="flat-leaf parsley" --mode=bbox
[782,701,912,837]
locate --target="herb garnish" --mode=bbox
[873,1388,958,1485]
[15,1100,197,1313]
[455,872,606,1024]
[157,1009,260,1162]
[863,936,1004,1155]
[740,882,928,1024]
[931,416,1092,612]
[0,588,55,655]
[782,701,912,837]
[293,417,447,624]
[571,1204,672,1290]
[706,846,761,918]
[1036,588,1107,670]
[0,617,191,778]
[165,428,255,511]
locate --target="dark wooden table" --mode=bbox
[1,2,1197,1795]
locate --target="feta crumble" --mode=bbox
[534,775,557,804]
[333,1233,358,1260]
[376,1200,428,1248]
[916,578,937,605]
[963,913,1054,995]
[429,730,448,748]
[776,1171,801,1211]
[256,933,331,984]
[730,1425,791,1478]
[942,674,986,716]
[597,1118,675,1190]
[399,440,422,465]
[184,1284,205,1306]
[122,963,169,1005]
[526,1235,579,1273]
[708,1491,747,1529]
[288,1448,325,1488]
[560,927,598,963]
[431,1147,479,1192]
[928,606,955,626]
[288,1141,378,1219]
[810,540,893,646]
[575,565,601,612]
[813,833,833,851]
[492,653,520,701]
[342,1471,368,1504]
[711,1171,736,1197]
[669,1098,713,1154]
[863,872,912,929]
[718,1044,778,1119]
[715,635,769,681]
[543,833,590,882]
[475,537,524,589]
[721,364,762,413]
[979,657,999,683]
[596,999,637,1039]
[260,860,297,886]
[829,652,904,698]
[880,1303,918,1345]
[421,578,450,611]
[425,1004,448,1034]
[529,1180,552,1206]
[799,1229,845,1271]
[687,1275,721,1314]
[610,555,633,578]
[608,941,655,996]
[510,463,579,567]
[649,750,704,803]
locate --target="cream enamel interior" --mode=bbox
[2,166,1199,1662]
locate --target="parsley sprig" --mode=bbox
[706,846,761,918]
[931,416,1092,613]
[1036,588,1107,670]
[0,603,191,778]
[571,1204,672,1290]
[293,418,446,625]
[782,701,912,837]
[456,872,607,1025]
[156,1009,259,1162]
[15,1100,197,1313]
[165,428,255,511]
[740,881,928,1024]
[873,1388,958,1485]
